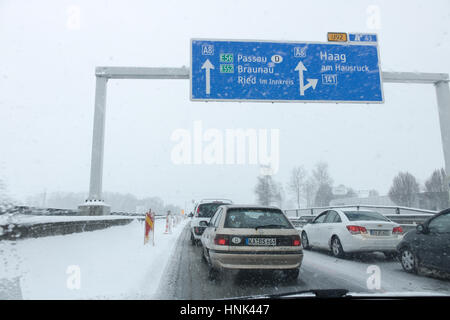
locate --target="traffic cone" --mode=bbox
[164,216,169,234]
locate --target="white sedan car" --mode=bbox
[301,209,404,258]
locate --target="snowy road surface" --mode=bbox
[1,219,448,299]
[0,218,188,299]
[157,224,450,299]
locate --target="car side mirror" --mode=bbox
[416,224,428,234]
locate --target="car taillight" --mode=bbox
[393,226,403,234]
[346,225,367,234]
[292,235,301,246]
[214,235,229,246]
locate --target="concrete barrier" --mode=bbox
[0,218,138,240]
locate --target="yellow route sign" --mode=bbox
[327,32,348,42]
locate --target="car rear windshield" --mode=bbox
[197,203,224,218]
[224,208,293,229]
[343,211,390,222]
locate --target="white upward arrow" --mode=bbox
[201,59,214,95]
[294,61,318,96]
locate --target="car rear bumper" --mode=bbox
[209,249,303,270]
[343,236,402,252]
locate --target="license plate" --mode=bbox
[246,238,277,246]
[370,230,390,236]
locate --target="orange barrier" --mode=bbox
[144,210,155,245]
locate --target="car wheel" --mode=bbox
[400,247,418,274]
[284,268,300,281]
[204,249,220,280]
[201,247,208,264]
[331,236,345,258]
[301,232,310,250]
[190,232,196,246]
[208,266,220,281]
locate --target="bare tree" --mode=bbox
[388,172,420,207]
[304,176,317,207]
[254,175,281,206]
[0,179,13,213]
[288,166,306,208]
[425,168,447,192]
[312,162,333,186]
[315,184,334,206]
[275,183,285,208]
[312,162,333,206]
[0,179,6,212]
[0,179,5,198]
[424,168,449,210]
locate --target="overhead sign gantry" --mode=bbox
[190,39,383,103]
[78,36,450,216]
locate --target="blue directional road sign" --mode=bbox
[191,39,383,103]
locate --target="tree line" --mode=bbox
[0,182,182,215]
[0,179,14,213]
[254,163,449,211]
[254,162,357,208]
[388,169,448,210]
[24,191,182,215]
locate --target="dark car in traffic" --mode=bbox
[190,199,233,245]
[397,208,450,274]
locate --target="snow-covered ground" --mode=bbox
[2,218,447,300]
[0,218,188,299]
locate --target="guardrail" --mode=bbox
[285,205,438,233]
[284,204,438,218]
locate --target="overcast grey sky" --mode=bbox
[1,0,449,209]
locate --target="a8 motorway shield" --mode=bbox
[190,39,383,103]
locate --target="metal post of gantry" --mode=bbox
[382,72,450,202]
[78,67,449,215]
[78,67,190,215]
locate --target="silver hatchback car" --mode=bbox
[201,204,303,280]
